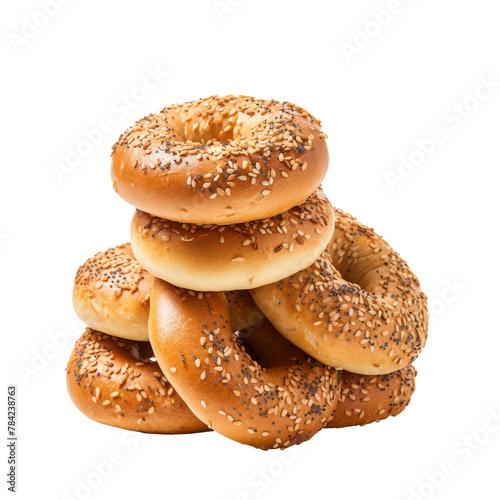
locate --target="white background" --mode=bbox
[2,1,500,499]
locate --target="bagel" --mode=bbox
[73,243,262,340]
[73,244,153,341]
[149,278,341,449]
[66,328,207,433]
[131,189,335,291]
[111,95,329,224]
[251,208,428,375]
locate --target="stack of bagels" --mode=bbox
[67,95,428,450]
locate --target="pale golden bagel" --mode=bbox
[149,278,341,449]
[131,189,335,291]
[73,244,152,341]
[66,328,208,434]
[73,243,262,340]
[251,208,428,375]
[111,95,329,224]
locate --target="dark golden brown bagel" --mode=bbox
[131,189,335,291]
[251,208,428,375]
[149,278,341,449]
[111,95,329,224]
[327,366,416,428]
[73,244,262,340]
[66,328,207,434]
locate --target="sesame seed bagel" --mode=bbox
[66,328,208,434]
[243,318,417,428]
[111,95,329,224]
[131,189,335,291]
[149,278,341,449]
[73,244,153,341]
[250,208,428,375]
[73,243,263,340]
[327,366,416,428]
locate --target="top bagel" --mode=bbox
[111,95,329,224]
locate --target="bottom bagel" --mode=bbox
[66,328,208,434]
[67,323,416,438]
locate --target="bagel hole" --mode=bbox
[330,249,376,292]
[132,341,156,363]
[233,330,263,365]
[182,109,264,145]
[235,319,301,368]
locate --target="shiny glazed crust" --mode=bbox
[149,278,341,449]
[111,95,329,224]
